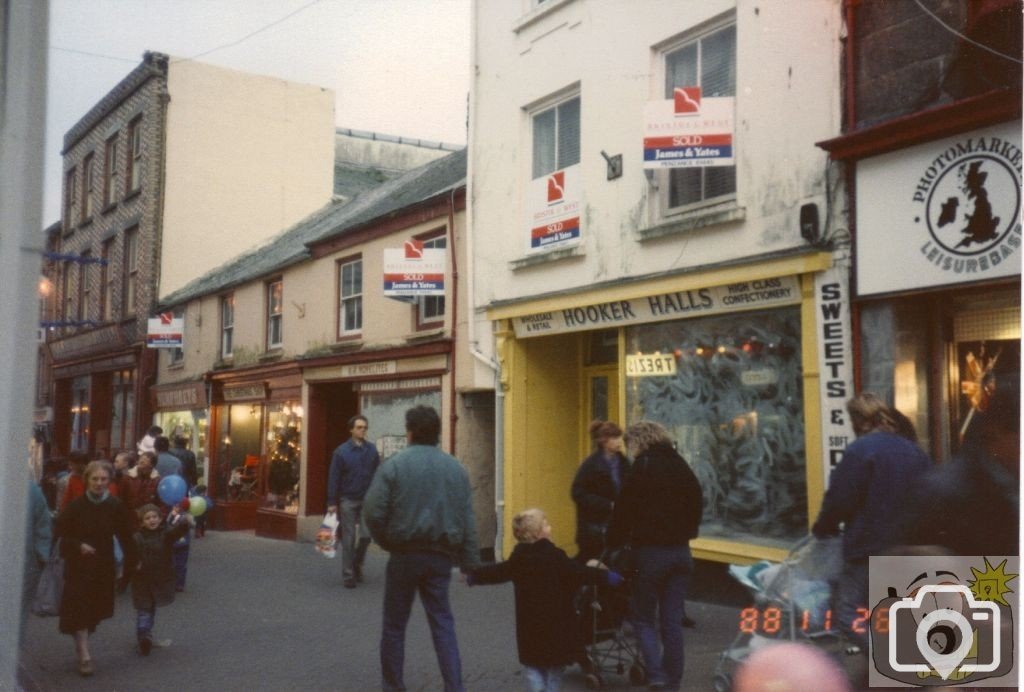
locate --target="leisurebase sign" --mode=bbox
[383,241,445,296]
[643,87,735,169]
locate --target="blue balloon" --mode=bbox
[157,475,187,506]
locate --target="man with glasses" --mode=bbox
[327,414,380,588]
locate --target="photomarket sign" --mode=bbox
[643,87,735,169]
[525,164,581,252]
[512,276,799,338]
[857,121,1021,295]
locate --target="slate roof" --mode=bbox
[159,147,466,309]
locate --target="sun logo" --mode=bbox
[968,557,1017,607]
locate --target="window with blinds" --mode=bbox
[532,95,580,179]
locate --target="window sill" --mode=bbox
[510,244,584,271]
[124,188,142,203]
[330,338,363,352]
[101,202,118,216]
[168,361,184,371]
[513,0,574,33]
[259,350,283,363]
[213,358,233,370]
[406,327,445,342]
[79,216,94,228]
[637,202,746,242]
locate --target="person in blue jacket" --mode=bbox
[327,414,380,588]
[812,392,932,652]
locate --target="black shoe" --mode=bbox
[354,565,364,583]
[343,579,357,589]
[139,637,152,656]
[681,616,696,628]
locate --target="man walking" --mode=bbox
[327,414,380,588]
[169,435,198,489]
[153,436,183,479]
[363,405,479,692]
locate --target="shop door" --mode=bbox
[583,366,620,452]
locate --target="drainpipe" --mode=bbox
[447,187,459,453]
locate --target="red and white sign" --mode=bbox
[526,164,581,252]
[146,313,184,348]
[643,90,735,169]
[383,246,445,296]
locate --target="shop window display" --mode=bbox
[625,307,806,549]
[264,403,301,512]
[155,411,207,481]
[359,387,441,461]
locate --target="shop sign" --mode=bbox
[815,267,855,475]
[341,361,398,378]
[625,353,677,377]
[512,276,799,338]
[152,381,207,411]
[525,164,581,252]
[643,88,735,169]
[383,241,445,296]
[740,369,778,387]
[222,383,266,402]
[146,313,184,348]
[48,324,127,361]
[856,121,1021,295]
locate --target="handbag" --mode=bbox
[315,512,339,559]
[31,539,64,617]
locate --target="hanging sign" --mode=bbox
[146,313,183,348]
[383,240,445,296]
[525,164,581,252]
[643,87,735,168]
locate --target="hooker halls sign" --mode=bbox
[643,87,735,169]
[525,164,581,252]
[146,313,184,348]
[513,276,799,338]
[383,240,445,296]
[857,120,1021,295]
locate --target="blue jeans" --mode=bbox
[340,498,371,581]
[630,545,692,690]
[836,559,869,650]
[381,551,464,692]
[136,608,155,640]
[523,665,564,692]
[173,545,190,589]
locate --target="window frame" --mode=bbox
[337,255,363,339]
[656,19,738,217]
[126,117,143,194]
[169,307,185,365]
[530,93,581,180]
[101,237,115,321]
[64,167,77,231]
[415,231,447,329]
[78,250,91,321]
[220,294,235,359]
[81,153,95,222]
[123,227,139,315]
[266,280,284,350]
[62,265,73,323]
[103,134,120,208]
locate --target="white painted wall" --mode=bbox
[160,60,335,298]
[469,0,842,355]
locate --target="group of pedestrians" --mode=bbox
[22,426,203,677]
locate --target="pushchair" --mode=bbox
[711,535,843,692]
[575,547,646,690]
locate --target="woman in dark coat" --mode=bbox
[56,460,137,677]
[571,420,628,562]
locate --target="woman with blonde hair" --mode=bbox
[571,420,628,562]
[56,460,137,676]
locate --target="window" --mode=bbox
[221,294,234,359]
[338,258,362,336]
[64,167,77,230]
[124,227,138,314]
[127,117,142,193]
[417,235,446,326]
[170,307,185,365]
[662,22,736,211]
[62,266,73,322]
[532,95,580,179]
[101,238,115,320]
[78,250,91,321]
[110,369,135,452]
[81,154,95,221]
[103,135,119,207]
[267,280,283,349]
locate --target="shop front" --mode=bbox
[150,379,210,486]
[489,251,837,564]
[208,363,303,537]
[850,120,1021,464]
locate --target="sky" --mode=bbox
[44,0,471,223]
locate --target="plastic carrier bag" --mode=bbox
[32,539,64,617]
[315,512,339,558]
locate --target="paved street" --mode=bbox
[18,531,747,692]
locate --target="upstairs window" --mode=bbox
[64,167,77,230]
[417,235,446,327]
[662,22,736,211]
[81,154,95,221]
[101,238,115,321]
[221,294,234,359]
[338,257,362,336]
[78,250,91,321]
[62,266,73,322]
[532,95,580,179]
[124,227,138,314]
[127,117,143,193]
[267,280,283,349]
[103,135,120,207]
[170,307,185,365]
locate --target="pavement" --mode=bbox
[16,531,855,691]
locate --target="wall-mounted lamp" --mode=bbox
[600,150,623,180]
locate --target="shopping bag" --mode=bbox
[32,540,64,617]
[315,512,339,558]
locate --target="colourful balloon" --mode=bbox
[157,475,187,506]
[188,495,207,517]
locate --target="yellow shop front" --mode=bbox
[488,251,843,564]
